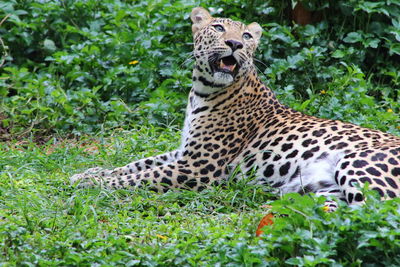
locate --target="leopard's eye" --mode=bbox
[213,24,225,32]
[243,32,253,40]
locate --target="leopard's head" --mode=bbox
[191,7,262,92]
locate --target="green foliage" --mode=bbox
[1,0,399,137]
[1,0,192,136]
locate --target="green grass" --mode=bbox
[1,128,400,266]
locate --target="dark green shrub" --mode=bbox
[0,0,399,137]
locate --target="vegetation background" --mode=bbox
[1,0,399,265]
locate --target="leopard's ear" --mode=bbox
[191,7,213,35]
[247,22,263,45]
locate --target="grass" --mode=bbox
[1,127,400,266]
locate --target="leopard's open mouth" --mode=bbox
[212,55,240,76]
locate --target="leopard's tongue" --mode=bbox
[219,60,236,72]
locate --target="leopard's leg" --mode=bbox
[111,150,182,175]
[334,148,400,205]
[70,150,182,186]
[72,159,222,191]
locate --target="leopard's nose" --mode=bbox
[225,39,243,51]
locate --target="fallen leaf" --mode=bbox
[256,213,274,237]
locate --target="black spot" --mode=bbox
[191,152,201,160]
[384,177,398,189]
[312,129,327,137]
[145,159,153,165]
[392,167,400,177]
[212,153,220,159]
[301,139,312,147]
[263,151,272,160]
[200,177,210,183]
[199,167,210,176]
[245,158,256,168]
[311,146,320,152]
[286,150,298,159]
[205,164,216,172]
[356,171,366,176]
[163,170,173,177]
[179,168,192,174]
[263,164,274,178]
[373,178,386,187]
[270,137,283,147]
[279,162,291,176]
[297,126,310,132]
[354,193,364,202]
[252,140,261,148]
[161,177,173,186]
[154,171,160,178]
[213,144,220,149]
[271,181,284,188]
[340,175,347,186]
[185,179,198,188]
[359,177,372,184]
[340,161,350,169]
[301,150,314,160]
[188,141,196,147]
[372,187,384,197]
[213,170,222,178]
[348,179,359,187]
[366,167,381,177]
[177,175,188,184]
[352,160,368,168]
[388,158,399,165]
[348,136,363,142]
[386,190,396,198]
[335,142,349,150]
[334,171,339,184]
[345,153,357,159]
[281,143,293,152]
[375,163,388,172]
[217,159,225,167]
[347,193,354,203]
[192,106,209,114]
[371,153,387,161]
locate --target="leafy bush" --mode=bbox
[1,0,399,138]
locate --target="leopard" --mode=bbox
[70,7,400,211]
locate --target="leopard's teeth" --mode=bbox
[219,60,236,72]
[219,60,225,69]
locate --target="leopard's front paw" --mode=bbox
[70,167,112,188]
